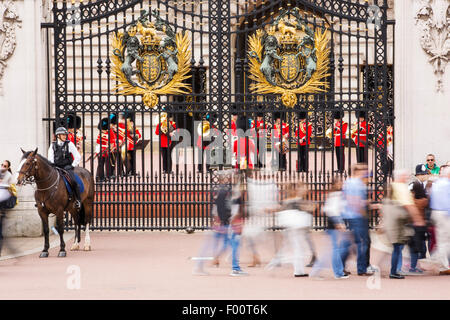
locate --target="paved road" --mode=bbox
[0,231,448,300]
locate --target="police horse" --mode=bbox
[16,148,95,257]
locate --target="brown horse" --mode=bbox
[16,148,95,257]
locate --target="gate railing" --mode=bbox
[65,170,390,231]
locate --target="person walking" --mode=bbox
[341,164,371,276]
[429,165,450,275]
[382,169,419,279]
[229,174,248,276]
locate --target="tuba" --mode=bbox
[197,120,210,138]
[160,113,168,134]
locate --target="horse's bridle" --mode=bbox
[18,155,56,188]
[18,156,38,185]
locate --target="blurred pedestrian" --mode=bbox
[311,178,350,279]
[407,180,428,274]
[245,170,279,267]
[341,164,371,276]
[429,165,450,275]
[0,160,17,207]
[210,172,233,268]
[193,171,232,275]
[229,174,248,276]
[0,160,18,257]
[382,169,418,279]
[275,183,313,277]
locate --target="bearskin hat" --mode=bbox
[333,110,344,119]
[98,118,110,131]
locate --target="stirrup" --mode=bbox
[74,200,81,209]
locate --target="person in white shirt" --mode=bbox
[48,127,82,209]
[0,160,16,206]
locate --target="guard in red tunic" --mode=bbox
[113,113,128,176]
[254,112,268,168]
[352,111,371,163]
[329,111,348,173]
[124,112,142,175]
[377,121,394,175]
[155,112,177,173]
[295,111,312,172]
[95,118,117,181]
[272,112,289,171]
[233,116,257,170]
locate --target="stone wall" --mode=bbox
[0,0,47,236]
[395,0,450,172]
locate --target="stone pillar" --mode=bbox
[395,0,450,172]
[0,0,47,236]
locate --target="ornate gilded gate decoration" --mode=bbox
[248,8,330,108]
[111,9,192,108]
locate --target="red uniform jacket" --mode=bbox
[155,121,176,148]
[295,121,312,146]
[68,131,83,149]
[116,123,126,148]
[273,123,289,139]
[233,137,257,169]
[125,126,142,151]
[352,120,370,147]
[96,130,117,158]
[333,120,348,147]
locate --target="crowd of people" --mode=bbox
[192,155,450,279]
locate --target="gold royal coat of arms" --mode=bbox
[111,9,191,108]
[248,8,330,107]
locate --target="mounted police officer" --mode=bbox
[47,127,82,209]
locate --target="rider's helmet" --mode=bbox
[55,127,69,136]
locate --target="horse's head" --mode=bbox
[16,148,39,186]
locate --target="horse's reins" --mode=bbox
[20,155,63,208]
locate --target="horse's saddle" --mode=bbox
[57,169,85,195]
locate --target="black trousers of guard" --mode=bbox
[273,150,287,171]
[197,144,211,172]
[97,156,112,181]
[335,146,345,172]
[297,145,308,172]
[256,137,266,168]
[161,146,172,173]
[125,150,136,175]
[357,146,367,163]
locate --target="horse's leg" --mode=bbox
[38,209,50,258]
[84,223,91,251]
[56,212,66,257]
[70,214,80,251]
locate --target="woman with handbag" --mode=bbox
[0,160,17,210]
[382,169,419,279]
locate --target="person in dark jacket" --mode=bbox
[47,127,82,209]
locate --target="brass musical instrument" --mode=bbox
[325,127,332,139]
[160,113,168,134]
[350,121,358,144]
[197,120,210,138]
[281,138,289,154]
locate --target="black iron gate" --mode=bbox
[43,0,394,231]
